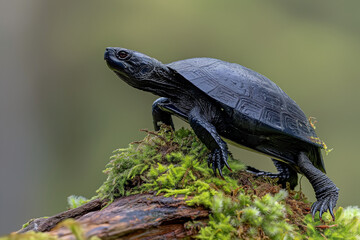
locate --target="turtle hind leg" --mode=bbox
[298,152,338,220]
[247,159,298,189]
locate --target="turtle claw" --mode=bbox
[207,148,229,179]
[311,194,338,221]
[218,165,224,179]
[311,201,321,217]
[223,159,232,172]
[329,201,335,220]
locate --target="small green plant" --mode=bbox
[67,195,89,209]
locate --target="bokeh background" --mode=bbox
[1,0,359,234]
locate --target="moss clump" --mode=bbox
[95,126,242,203]
[197,190,298,239]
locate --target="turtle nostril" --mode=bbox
[104,49,111,60]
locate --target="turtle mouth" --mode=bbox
[106,59,126,73]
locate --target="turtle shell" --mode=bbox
[167,58,321,148]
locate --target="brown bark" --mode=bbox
[19,194,209,240]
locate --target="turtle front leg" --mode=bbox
[298,152,339,220]
[152,97,187,131]
[247,159,298,189]
[189,107,232,178]
[152,98,174,131]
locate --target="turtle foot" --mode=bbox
[311,191,339,220]
[207,148,232,179]
[246,165,298,189]
[246,166,272,176]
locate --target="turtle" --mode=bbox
[104,47,339,219]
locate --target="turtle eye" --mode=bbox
[117,50,128,59]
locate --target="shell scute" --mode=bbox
[236,98,263,120]
[261,108,282,130]
[208,86,239,109]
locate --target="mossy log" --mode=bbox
[19,194,208,239]
[7,128,360,240]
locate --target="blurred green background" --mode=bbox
[1,0,359,234]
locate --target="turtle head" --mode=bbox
[104,47,172,92]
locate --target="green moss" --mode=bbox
[95,126,228,202]
[196,190,300,239]
[21,219,34,230]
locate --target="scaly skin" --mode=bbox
[298,152,338,220]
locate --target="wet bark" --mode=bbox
[19,194,209,240]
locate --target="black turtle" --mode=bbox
[104,47,338,219]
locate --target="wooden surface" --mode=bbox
[20,194,209,240]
